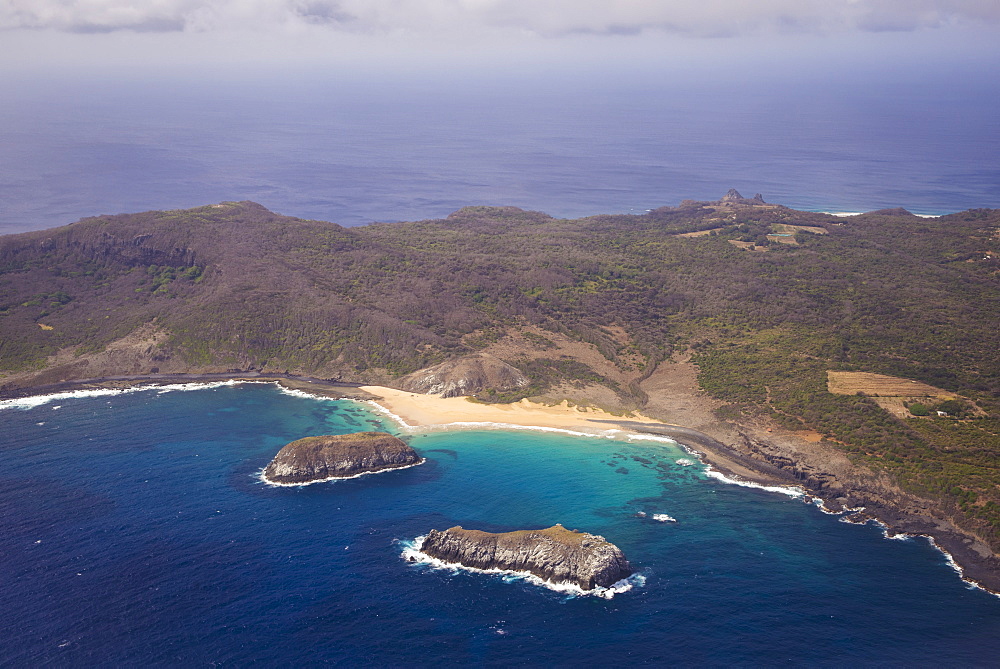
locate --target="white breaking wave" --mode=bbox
[922,535,995,597]
[0,380,314,412]
[672,442,804,499]
[372,397,805,500]
[0,380,246,411]
[810,497,866,516]
[152,381,239,393]
[623,433,680,445]
[399,536,643,600]
[822,211,940,218]
[704,469,805,498]
[822,502,999,599]
[364,400,413,429]
[256,458,425,487]
[1,387,128,410]
[651,514,676,523]
[272,383,336,401]
[364,401,633,441]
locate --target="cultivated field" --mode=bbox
[827,371,954,397]
[827,371,958,418]
[774,223,828,235]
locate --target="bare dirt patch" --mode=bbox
[1,323,177,387]
[728,240,765,251]
[639,352,729,434]
[774,223,828,235]
[676,229,718,238]
[533,382,632,414]
[481,323,640,388]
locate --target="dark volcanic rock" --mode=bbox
[263,432,421,484]
[419,524,632,590]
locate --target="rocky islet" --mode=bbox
[416,524,633,591]
[262,431,422,485]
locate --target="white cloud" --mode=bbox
[2,0,998,36]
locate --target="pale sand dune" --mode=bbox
[359,386,663,434]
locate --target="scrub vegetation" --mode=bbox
[2,199,999,544]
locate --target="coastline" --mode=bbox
[3,372,998,597]
[358,385,668,437]
[0,372,379,403]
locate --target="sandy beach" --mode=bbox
[359,385,665,435]
[4,373,998,594]
[356,386,801,488]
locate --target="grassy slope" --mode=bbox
[1,200,999,544]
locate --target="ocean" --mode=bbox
[1,383,998,666]
[1,72,999,236]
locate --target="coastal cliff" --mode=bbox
[418,524,632,590]
[262,432,421,484]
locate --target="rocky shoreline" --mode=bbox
[3,372,997,596]
[604,420,1000,596]
[0,372,379,402]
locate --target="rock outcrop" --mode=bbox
[418,524,632,590]
[719,189,766,205]
[396,353,529,398]
[262,432,421,484]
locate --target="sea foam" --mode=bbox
[364,400,633,441]
[257,458,426,488]
[672,443,805,498]
[0,380,242,411]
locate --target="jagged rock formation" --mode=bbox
[719,189,766,204]
[262,432,421,484]
[396,353,528,398]
[418,524,632,590]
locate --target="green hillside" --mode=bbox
[2,199,999,545]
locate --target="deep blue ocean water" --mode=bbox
[1,73,998,235]
[1,383,998,666]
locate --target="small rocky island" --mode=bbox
[262,432,422,485]
[418,524,632,590]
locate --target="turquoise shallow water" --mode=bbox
[1,382,999,665]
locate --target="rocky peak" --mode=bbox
[718,189,767,206]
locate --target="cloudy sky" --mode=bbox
[3,0,999,77]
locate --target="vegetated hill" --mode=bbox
[2,198,1000,547]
